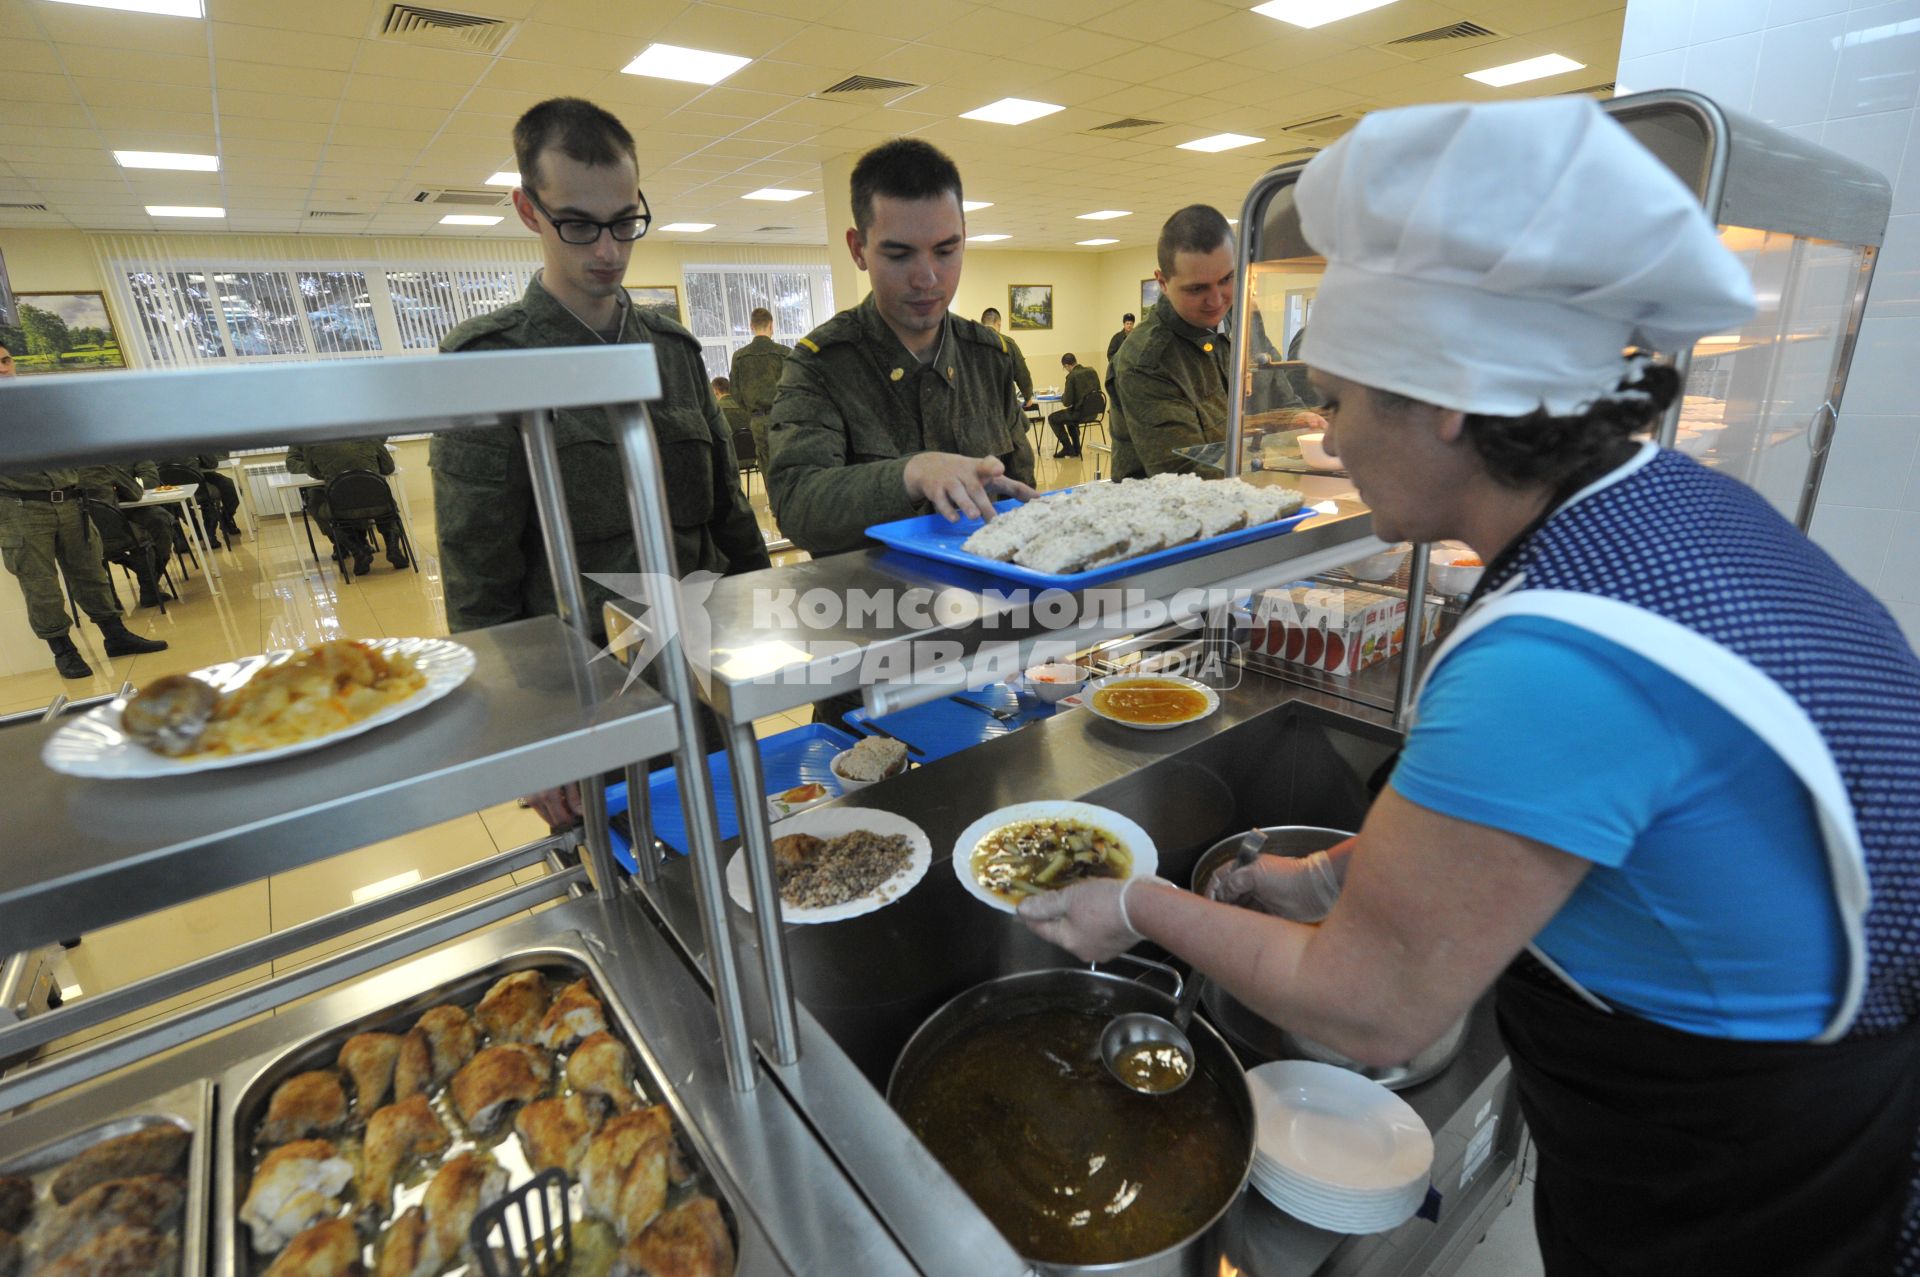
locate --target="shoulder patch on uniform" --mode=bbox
[952,317,1011,352]
[796,336,819,353]
[629,305,700,348]
[441,304,525,351]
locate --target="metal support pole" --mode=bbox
[725,720,800,1065]
[623,761,658,885]
[519,409,621,901]
[1393,546,1433,732]
[610,402,758,1090]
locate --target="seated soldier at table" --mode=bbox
[78,460,174,608]
[712,376,752,439]
[157,451,243,544]
[285,437,407,576]
[1048,353,1102,459]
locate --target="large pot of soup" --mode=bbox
[1190,826,1467,1090]
[888,959,1254,1276]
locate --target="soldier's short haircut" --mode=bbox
[1156,205,1233,277]
[1122,313,1135,323]
[711,376,731,395]
[1061,353,1077,366]
[980,307,1001,323]
[850,138,963,237]
[749,307,773,330]
[515,98,636,193]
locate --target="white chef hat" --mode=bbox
[1295,97,1755,417]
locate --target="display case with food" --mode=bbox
[0,1080,211,1277]
[220,951,738,1277]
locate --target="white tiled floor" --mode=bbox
[1453,1147,1545,1277]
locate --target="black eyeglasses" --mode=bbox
[522,187,652,245]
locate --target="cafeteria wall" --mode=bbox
[1617,0,1920,644]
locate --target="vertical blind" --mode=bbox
[681,264,835,380]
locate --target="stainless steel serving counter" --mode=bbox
[629,666,1525,1277]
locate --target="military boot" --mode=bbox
[48,635,91,680]
[97,616,168,657]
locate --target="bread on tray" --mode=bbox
[961,475,1304,576]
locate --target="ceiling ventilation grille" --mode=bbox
[307,210,363,218]
[1565,81,1618,97]
[0,202,49,212]
[810,74,923,106]
[412,187,511,207]
[1280,112,1364,141]
[1089,117,1164,132]
[1264,146,1320,161]
[379,4,515,54]
[1386,20,1497,45]
[752,225,795,233]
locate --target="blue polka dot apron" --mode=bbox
[1415,443,1920,1275]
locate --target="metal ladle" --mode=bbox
[1100,965,1208,1095]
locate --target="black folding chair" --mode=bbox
[154,461,217,563]
[323,469,417,581]
[731,425,760,499]
[82,497,176,614]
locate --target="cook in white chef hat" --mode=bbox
[1295,97,1755,418]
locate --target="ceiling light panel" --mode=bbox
[146,205,223,217]
[960,98,1065,125]
[963,201,994,211]
[114,151,218,171]
[742,188,809,201]
[440,214,502,225]
[967,233,1010,242]
[1178,133,1264,153]
[485,171,519,186]
[1251,0,1396,29]
[622,43,751,86]
[658,222,714,232]
[1077,238,1119,246]
[1466,53,1585,87]
[47,0,204,15]
[1077,209,1131,220]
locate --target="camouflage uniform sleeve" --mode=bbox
[1009,340,1033,402]
[765,350,917,558]
[284,445,311,475]
[375,441,397,476]
[133,459,160,487]
[698,381,772,574]
[429,425,533,634]
[1115,360,1221,478]
[1003,385,1035,488]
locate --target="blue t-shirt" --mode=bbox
[1392,616,1845,1040]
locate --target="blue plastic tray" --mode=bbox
[606,722,858,869]
[865,495,1318,590]
[843,683,1055,764]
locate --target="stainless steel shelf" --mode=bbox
[0,345,662,468]
[0,616,678,951]
[696,485,1383,723]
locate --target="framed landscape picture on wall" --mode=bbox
[627,285,680,322]
[1141,278,1163,312]
[5,291,126,374]
[1009,284,1052,331]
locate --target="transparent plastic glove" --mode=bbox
[1018,875,1173,963]
[1206,850,1342,922]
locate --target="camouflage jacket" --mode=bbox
[432,273,769,641]
[0,468,83,493]
[1108,294,1235,481]
[717,394,751,440]
[78,460,160,503]
[1003,332,1034,402]
[728,334,791,429]
[286,438,394,481]
[766,295,1035,557]
[1060,364,1101,419]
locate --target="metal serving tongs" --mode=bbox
[1100,963,1209,1096]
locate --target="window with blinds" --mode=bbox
[107,257,537,366]
[681,265,835,380]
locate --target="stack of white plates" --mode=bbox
[1245,1059,1434,1234]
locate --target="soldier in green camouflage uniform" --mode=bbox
[979,307,1036,406]
[78,460,173,608]
[1109,205,1302,481]
[157,452,243,542]
[711,376,752,440]
[0,346,168,678]
[435,278,769,642]
[286,437,405,576]
[728,308,792,474]
[768,294,1035,556]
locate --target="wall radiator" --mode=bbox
[242,460,290,514]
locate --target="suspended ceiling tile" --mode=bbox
[495,22,625,68]
[729,116,819,145]
[211,23,359,73]
[328,125,437,151]
[437,112,521,140]
[74,77,212,114]
[214,59,350,98]
[31,7,210,58]
[819,0,980,43]
[524,0,684,39]
[1078,43,1209,86]
[765,24,900,70]
[218,116,334,143]
[0,124,101,150]
[0,72,80,106]
[862,41,970,87]
[655,4,808,58]
[350,41,492,85]
[921,11,1066,56]
[216,88,338,123]
[340,73,471,110]
[460,87,550,117]
[205,0,377,39]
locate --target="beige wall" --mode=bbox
[1,229,106,294]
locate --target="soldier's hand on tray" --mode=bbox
[1017,874,1173,962]
[1207,848,1346,922]
[904,453,1040,525]
[525,782,584,830]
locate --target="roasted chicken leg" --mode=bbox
[613,1195,735,1277]
[566,1031,640,1112]
[450,1043,550,1133]
[241,1140,354,1255]
[41,1174,185,1263]
[361,1093,451,1215]
[421,1151,508,1263]
[534,979,606,1050]
[263,1217,363,1276]
[37,1223,179,1277]
[581,1106,674,1238]
[337,1031,403,1111]
[49,1126,190,1205]
[514,1091,604,1174]
[476,970,550,1043]
[260,1070,349,1145]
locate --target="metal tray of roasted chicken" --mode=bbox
[0,1077,211,1277]
[215,941,738,1276]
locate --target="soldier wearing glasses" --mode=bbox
[433,97,768,828]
